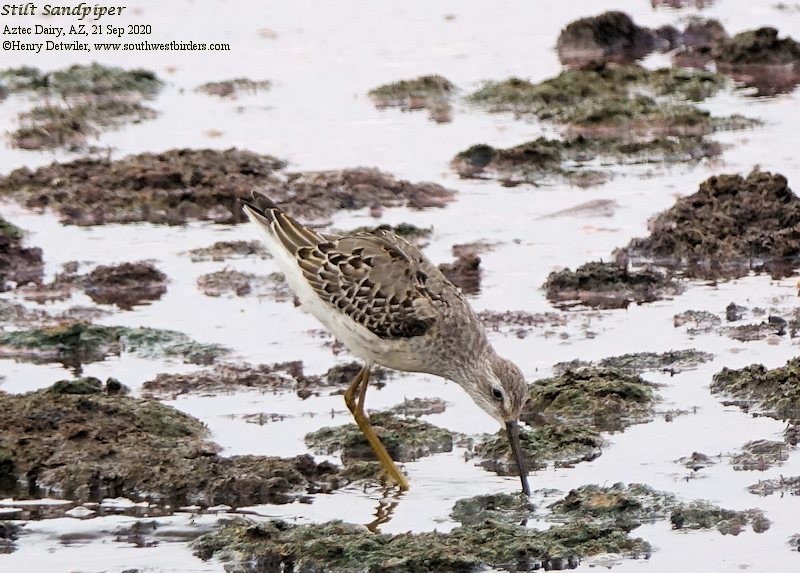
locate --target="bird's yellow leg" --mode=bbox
[343,364,409,490]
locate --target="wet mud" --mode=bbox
[196,270,290,300]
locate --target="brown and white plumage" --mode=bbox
[240,193,530,494]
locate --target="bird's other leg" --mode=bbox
[343,363,409,490]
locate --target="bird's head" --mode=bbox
[460,353,531,495]
[461,353,528,424]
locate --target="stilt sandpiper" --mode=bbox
[241,193,530,495]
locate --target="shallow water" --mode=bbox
[2,0,800,571]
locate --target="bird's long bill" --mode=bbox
[505,420,530,496]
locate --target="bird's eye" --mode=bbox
[491,387,503,401]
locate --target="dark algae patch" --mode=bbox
[544,261,679,309]
[368,75,455,123]
[710,358,800,420]
[0,380,344,506]
[0,321,227,370]
[0,521,20,554]
[82,261,167,309]
[621,170,800,279]
[438,253,481,295]
[305,413,454,466]
[0,217,43,291]
[556,11,661,68]
[523,368,658,432]
[193,517,650,572]
[712,27,800,95]
[0,149,455,226]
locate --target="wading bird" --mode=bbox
[241,194,530,494]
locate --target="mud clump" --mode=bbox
[196,78,271,98]
[438,253,481,295]
[0,217,43,291]
[196,270,290,300]
[474,424,603,474]
[368,75,455,123]
[710,358,800,420]
[523,368,658,432]
[468,65,742,137]
[730,440,790,471]
[548,483,677,529]
[452,136,720,186]
[621,170,800,280]
[0,321,227,371]
[186,240,271,262]
[544,261,679,309]
[0,380,344,506]
[193,517,650,572]
[0,150,455,226]
[670,503,770,535]
[305,413,454,469]
[83,261,167,309]
[674,309,721,334]
[1,63,162,151]
[556,11,660,69]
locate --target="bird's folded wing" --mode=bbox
[296,230,439,339]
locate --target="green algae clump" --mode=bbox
[710,357,800,420]
[305,413,454,468]
[467,65,736,136]
[474,424,603,474]
[548,483,677,529]
[193,517,650,572]
[0,381,343,506]
[523,368,658,432]
[0,322,227,370]
[451,493,533,526]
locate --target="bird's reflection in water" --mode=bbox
[365,487,403,533]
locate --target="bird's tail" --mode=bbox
[239,193,322,253]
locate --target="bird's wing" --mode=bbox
[296,229,441,339]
